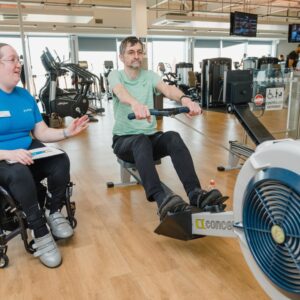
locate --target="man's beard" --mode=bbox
[130,60,141,69]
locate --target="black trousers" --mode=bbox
[113,131,201,201]
[0,140,70,227]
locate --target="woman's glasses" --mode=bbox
[0,57,21,64]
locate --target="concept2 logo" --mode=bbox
[195,219,234,231]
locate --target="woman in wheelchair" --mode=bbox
[0,43,89,268]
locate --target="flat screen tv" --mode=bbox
[230,11,257,37]
[288,24,300,43]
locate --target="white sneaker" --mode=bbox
[33,233,62,268]
[47,211,74,239]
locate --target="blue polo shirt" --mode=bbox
[0,87,42,150]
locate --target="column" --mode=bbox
[131,0,147,38]
[131,0,148,69]
[69,35,79,64]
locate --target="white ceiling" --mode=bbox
[0,0,299,38]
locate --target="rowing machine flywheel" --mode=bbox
[234,139,300,299]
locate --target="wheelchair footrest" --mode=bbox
[154,210,204,241]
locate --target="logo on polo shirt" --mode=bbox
[23,108,32,112]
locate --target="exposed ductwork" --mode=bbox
[0,0,297,37]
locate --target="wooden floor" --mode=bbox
[1,100,289,300]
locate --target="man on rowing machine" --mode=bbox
[108,36,227,221]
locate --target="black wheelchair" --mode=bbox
[0,182,77,268]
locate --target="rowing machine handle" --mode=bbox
[128,106,190,120]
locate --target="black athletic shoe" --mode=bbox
[158,194,191,221]
[188,188,228,212]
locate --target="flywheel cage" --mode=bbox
[243,168,300,295]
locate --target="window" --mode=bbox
[0,36,22,54]
[78,37,117,75]
[194,40,220,72]
[151,39,186,73]
[222,41,246,69]
[28,36,70,94]
[78,51,117,76]
[247,42,272,58]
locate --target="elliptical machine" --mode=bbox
[39,48,90,124]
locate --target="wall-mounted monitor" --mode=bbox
[230,11,258,37]
[288,24,300,43]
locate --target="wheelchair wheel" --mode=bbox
[0,254,9,268]
[28,240,35,254]
[68,217,77,229]
[227,104,233,113]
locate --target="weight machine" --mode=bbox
[201,57,232,108]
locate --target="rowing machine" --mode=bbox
[156,138,300,299]
[110,106,300,299]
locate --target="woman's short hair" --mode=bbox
[0,43,9,58]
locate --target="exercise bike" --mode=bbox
[109,107,300,300]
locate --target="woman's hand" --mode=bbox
[64,115,89,138]
[5,149,34,165]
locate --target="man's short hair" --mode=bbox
[119,36,143,55]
